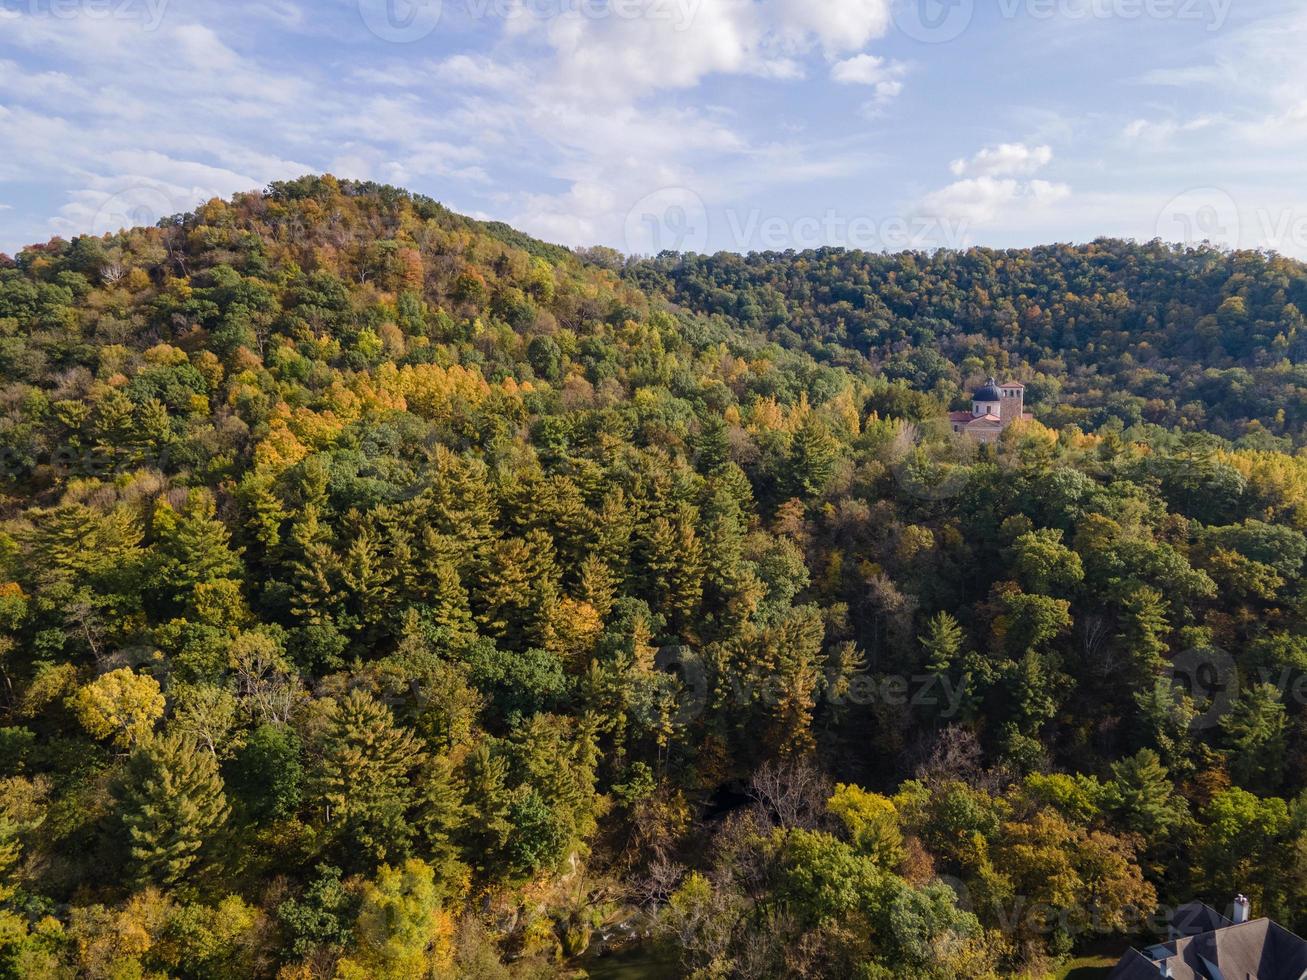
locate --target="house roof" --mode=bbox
[1000,380,1026,389]
[1171,902,1233,939]
[1108,918,1307,980]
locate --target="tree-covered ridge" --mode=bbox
[629,241,1307,444]
[1,176,1307,977]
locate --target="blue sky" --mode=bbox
[2,0,1306,258]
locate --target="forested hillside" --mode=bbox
[2,175,1307,978]
[630,243,1307,444]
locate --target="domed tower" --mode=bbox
[972,377,1002,418]
[951,377,1031,442]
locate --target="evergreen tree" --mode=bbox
[788,415,839,498]
[920,610,964,675]
[1116,585,1170,684]
[1221,683,1287,793]
[314,689,425,864]
[577,553,619,621]
[473,530,560,648]
[641,503,705,635]
[413,753,467,863]
[693,413,731,474]
[114,732,230,886]
[1104,748,1188,837]
[152,490,244,602]
[462,743,513,875]
[228,722,304,821]
[428,560,477,647]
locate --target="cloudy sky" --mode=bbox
[2,0,1306,258]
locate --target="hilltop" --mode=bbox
[1,176,1307,978]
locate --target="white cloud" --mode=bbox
[831,52,893,84]
[830,53,907,104]
[1028,179,1072,206]
[428,54,528,91]
[1123,116,1214,143]
[950,143,1054,178]
[372,0,900,251]
[532,0,894,104]
[920,139,1069,232]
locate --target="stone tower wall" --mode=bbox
[999,385,1024,426]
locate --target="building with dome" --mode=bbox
[947,377,1032,443]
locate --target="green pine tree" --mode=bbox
[314,689,425,864]
[115,732,230,886]
[1116,585,1170,684]
[1105,748,1187,837]
[1221,683,1287,793]
[641,503,704,635]
[920,610,964,674]
[413,753,467,863]
[153,490,244,595]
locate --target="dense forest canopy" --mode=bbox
[628,242,1307,445]
[1,175,1307,978]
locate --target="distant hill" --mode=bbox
[629,241,1307,444]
